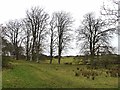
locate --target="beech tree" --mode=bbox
[22,18,32,61]
[25,7,49,62]
[77,13,114,64]
[3,20,23,60]
[53,11,73,64]
[49,14,57,64]
[101,0,120,55]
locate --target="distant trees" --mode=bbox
[76,13,114,64]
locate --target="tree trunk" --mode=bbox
[26,43,29,60]
[58,55,61,64]
[50,57,52,64]
[36,56,39,63]
[26,51,29,60]
[36,46,39,63]
[50,32,53,64]
[58,48,61,64]
[32,37,35,61]
[30,55,32,61]
[50,47,53,64]
[26,35,29,61]
[15,47,19,60]
[58,36,61,64]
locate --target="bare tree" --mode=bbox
[25,7,49,62]
[101,0,119,25]
[3,20,23,60]
[0,24,5,56]
[101,0,120,55]
[49,14,57,64]
[1,25,13,56]
[22,18,32,61]
[76,13,114,64]
[53,11,73,64]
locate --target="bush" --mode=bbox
[90,55,118,68]
[64,62,72,65]
[2,56,13,68]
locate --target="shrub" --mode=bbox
[109,67,120,77]
[75,72,79,76]
[64,62,72,65]
[2,56,13,68]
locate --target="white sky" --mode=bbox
[0,0,104,24]
[0,0,118,55]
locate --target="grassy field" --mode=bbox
[2,58,119,88]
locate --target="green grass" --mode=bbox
[2,59,119,88]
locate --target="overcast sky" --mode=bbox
[0,0,118,55]
[0,0,104,24]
